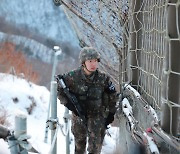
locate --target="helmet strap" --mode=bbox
[82,63,94,75]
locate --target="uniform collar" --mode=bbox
[80,66,96,82]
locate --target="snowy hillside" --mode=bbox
[0,73,51,153]
[0,73,119,154]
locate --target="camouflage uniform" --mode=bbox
[57,47,117,154]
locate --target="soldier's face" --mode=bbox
[84,59,99,72]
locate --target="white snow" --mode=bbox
[124,84,140,98]
[0,73,119,154]
[144,105,159,123]
[122,98,135,130]
[143,132,159,153]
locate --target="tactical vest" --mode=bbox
[65,68,109,116]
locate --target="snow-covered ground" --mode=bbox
[0,73,119,154]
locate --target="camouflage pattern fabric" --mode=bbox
[71,114,106,154]
[57,66,117,154]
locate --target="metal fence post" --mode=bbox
[44,96,51,143]
[44,46,61,143]
[8,135,20,154]
[50,81,57,154]
[64,108,70,154]
[14,114,28,154]
[51,46,62,82]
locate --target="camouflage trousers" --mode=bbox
[71,114,106,154]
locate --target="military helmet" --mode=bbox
[79,47,100,64]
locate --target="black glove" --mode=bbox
[65,102,79,116]
[105,112,115,128]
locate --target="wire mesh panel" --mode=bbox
[126,0,180,137]
[161,0,180,137]
[133,0,167,108]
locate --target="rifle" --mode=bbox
[55,75,87,126]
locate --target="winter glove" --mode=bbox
[65,102,78,116]
[105,112,115,128]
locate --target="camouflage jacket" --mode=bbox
[57,67,117,117]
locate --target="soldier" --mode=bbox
[57,46,117,154]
